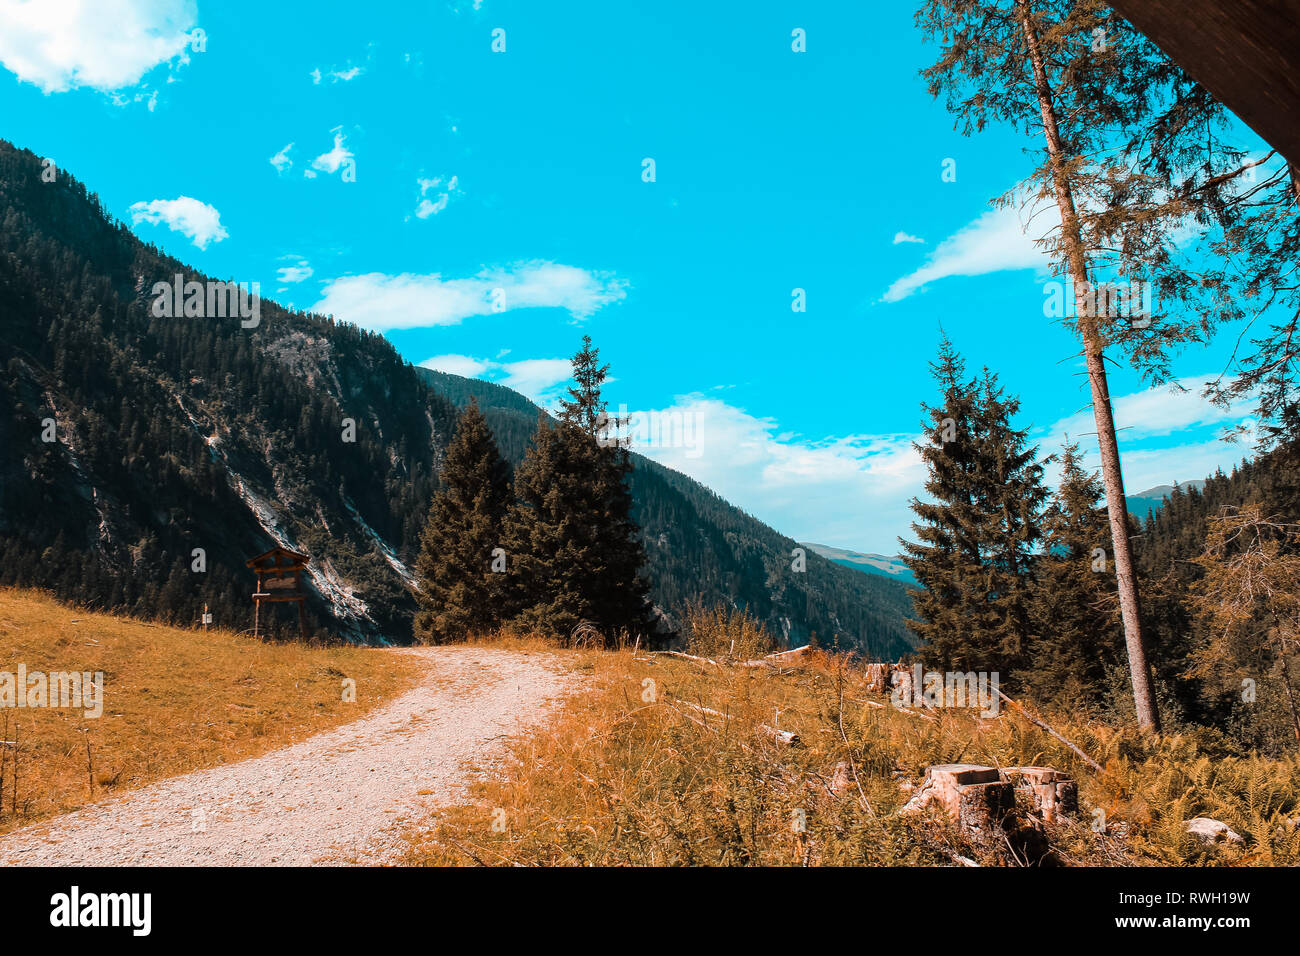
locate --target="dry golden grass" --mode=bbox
[403,630,1300,867]
[0,588,421,833]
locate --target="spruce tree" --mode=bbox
[413,399,512,644]
[502,337,651,644]
[1024,441,1122,710]
[900,337,1047,679]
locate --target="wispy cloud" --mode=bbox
[414,175,461,219]
[307,127,354,178]
[632,395,926,550]
[1039,373,1257,497]
[1044,374,1253,444]
[311,64,365,84]
[128,196,227,249]
[418,353,572,405]
[276,256,313,284]
[0,0,197,94]
[883,202,1047,303]
[269,142,294,174]
[418,354,492,378]
[314,261,628,332]
[893,231,925,245]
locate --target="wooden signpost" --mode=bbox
[246,546,310,639]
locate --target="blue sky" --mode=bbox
[0,0,1265,552]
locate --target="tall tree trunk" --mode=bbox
[1279,650,1300,745]
[1015,0,1160,731]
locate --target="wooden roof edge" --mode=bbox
[245,545,311,567]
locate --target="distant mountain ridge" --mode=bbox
[0,138,917,658]
[1126,480,1208,523]
[800,543,918,587]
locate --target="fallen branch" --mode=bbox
[675,700,800,746]
[740,644,812,668]
[649,650,721,668]
[996,690,1103,773]
[861,699,937,722]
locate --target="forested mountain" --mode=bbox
[0,138,915,657]
[1126,480,1208,523]
[1131,437,1300,749]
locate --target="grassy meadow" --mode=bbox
[403,611,1300,867]
[0,588,421,833]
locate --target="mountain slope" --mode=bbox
[0,139,915,657]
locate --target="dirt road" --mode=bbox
[0,646,576,866]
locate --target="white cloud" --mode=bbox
[128,196,227,249]
[269,142,294,174]
[414,175,461,219]
[418,354,572,404]
[883,202,1047,303]
[498,359,573,403]
[419,354,493,378]
[1044,374,1253,444]
[0,0,197,93]
[312,64,364,84]
[276,257,313,284]
[631,396,927,550]
[1038,373,1257,501]
[313,261,628,332]
[1112,435,1256,495]
[310,127,354,177]
[893,231,925,245]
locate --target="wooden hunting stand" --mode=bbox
[247,546,310,639]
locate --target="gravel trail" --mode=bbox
[0,646,577,866]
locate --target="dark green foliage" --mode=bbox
[413,401,512,643]
[901,338,1047,679]
[502,338,652,644]
[1023,442,1123,711]
[415,371,919,659]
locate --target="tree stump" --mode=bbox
[1000,767,1078,823]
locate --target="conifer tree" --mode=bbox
[901,338,1047,679]
[413,399,511,644]
[502,337,651,643]
[1024,441,1122,710]
[917,0,1167,729]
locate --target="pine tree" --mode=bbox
[901,337,1047,679]
[502,337,651,644]
[917,0,1167,729]
[413,400,512,644]
[1023,441,1122,710]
